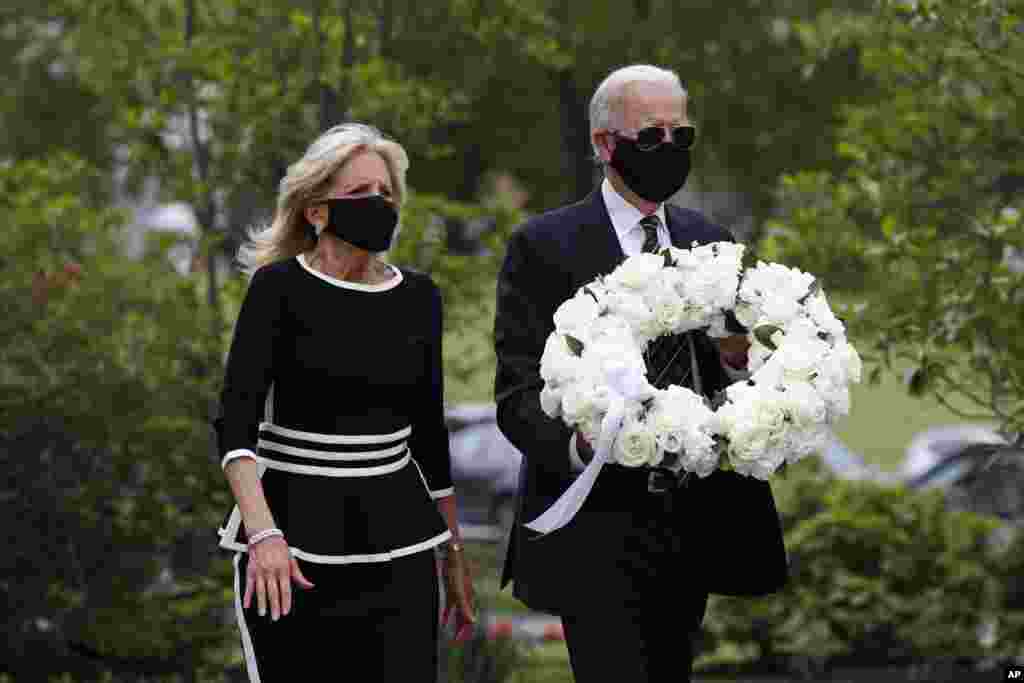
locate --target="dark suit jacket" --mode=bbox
[493,190,789,615]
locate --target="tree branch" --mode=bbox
[932,389,995,422]
[339,0,355,121]
[314,0,338,131]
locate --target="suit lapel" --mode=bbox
[665,204,696,250]
[568,190,625,290]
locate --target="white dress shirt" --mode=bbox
[566,178,749,471]
[601,177,671,256]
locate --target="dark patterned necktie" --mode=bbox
[640,214,661,255]
[637,214,693,392]
[637,214,696,492]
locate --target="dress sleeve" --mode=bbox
[212,266,284,462]
[408,278,454,498]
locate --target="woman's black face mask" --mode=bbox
[320,194,398,252]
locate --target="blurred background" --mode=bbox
[2,0,1022,681]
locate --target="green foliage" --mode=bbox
[0,155,233,681]
[442,626,526,683]
[699,459,1024,673]
[768,0,1024,438]
[391,191,522,404]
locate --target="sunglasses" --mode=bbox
[612,125,697,151]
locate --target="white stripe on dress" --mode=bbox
[259,421,412,445]
[233,553,262,683]
[256,439,407,461]
[219,531,452,563]
[259,452,411,477]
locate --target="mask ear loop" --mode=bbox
[305,201,327,240]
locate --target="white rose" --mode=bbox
[540,385,563,418]
[561,381,609,426]
[834,340,863,384]
[604,289,659,341]
[734,301,759,329]
[647,385,711,451]
[645,274,691,334]
[614,414,659,467]
[729,445,786,480]
[685,448,721,478]
[759,293,802,327]
[607,252,664,291]
[540,334,582,387]
[805,292,844,336]
[553,292,601,337]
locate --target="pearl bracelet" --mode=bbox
[247,528,284,547]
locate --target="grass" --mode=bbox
[829,359,982,472]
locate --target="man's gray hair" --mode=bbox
[588,64,687,160]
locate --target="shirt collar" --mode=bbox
[600,177,667,239]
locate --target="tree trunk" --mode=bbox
[556,68,597,202]
[339,0,356,120]
[184,0,223,343]
[553,0,597,203]
[314,0,340,131]
[376,0,393,59]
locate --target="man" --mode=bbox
[493,65,788,682]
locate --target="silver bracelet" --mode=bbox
[247,527,284,547]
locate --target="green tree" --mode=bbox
[765,0,1024,442]
[1,155,233,681]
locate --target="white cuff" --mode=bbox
[221,449,258,469]
[430,487,455,500]
[569,433,587,472]
[721,359,751,382]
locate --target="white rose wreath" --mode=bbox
[527,241,863,535]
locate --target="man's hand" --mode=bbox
[714,334,751,370]
[576,429,595,464]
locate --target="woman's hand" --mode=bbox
[243,536,315,621]
[441,545,477,641]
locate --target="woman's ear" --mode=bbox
[304,204,325,232]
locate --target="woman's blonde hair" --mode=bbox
[236,122,410,277]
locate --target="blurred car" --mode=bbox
[819,430,901,484]
[902,424,1024,525]
[446,403,521,540]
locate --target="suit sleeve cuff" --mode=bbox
[569,432,587,472]
[221,449,258,470]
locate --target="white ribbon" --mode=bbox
[525,361,653,536]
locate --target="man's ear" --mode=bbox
[593,131,614,164]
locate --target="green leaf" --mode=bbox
[881,215,899,240]
[798,278,821,305]
[754,324,783,351]
[906,365,928,397]
[565,334,584,357]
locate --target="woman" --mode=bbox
[213,122,476,682]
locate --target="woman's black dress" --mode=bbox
[213,254,453,682]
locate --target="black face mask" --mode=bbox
[321,195,398,252]
[609,135,691,203]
